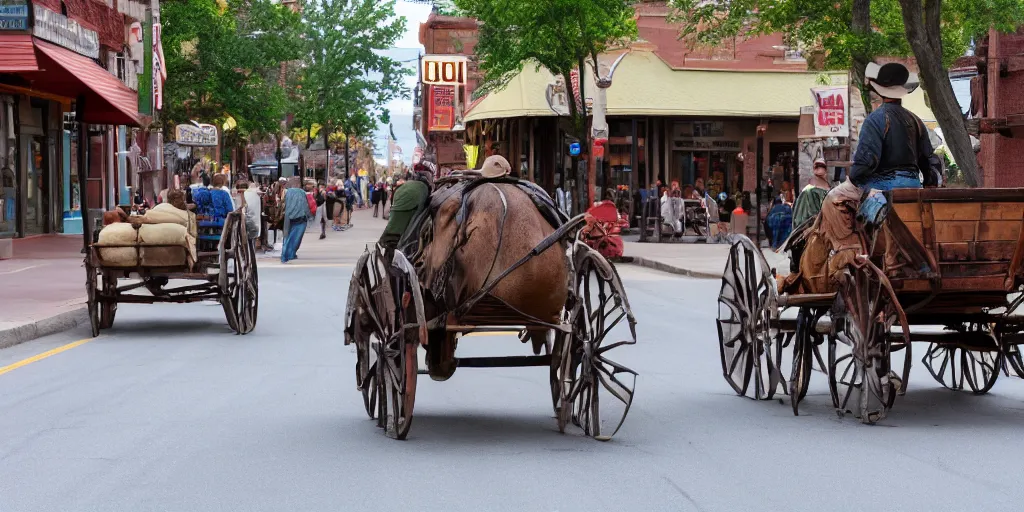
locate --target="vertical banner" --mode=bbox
[428,85,454,132]
[811,86,849,137]
[137,9,152,116]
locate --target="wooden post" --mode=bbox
[528,119,535,183]
[756,123,766,248]
[76,96,90,250]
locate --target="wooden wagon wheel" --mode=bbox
[828,260,907,424]
[923,323,1001,394]
[790,307,826,415]
[554,242,637,441]
[99,273,117,329]
[218,213,241,333]
[1005,344,1024,379]
[717,235,784,400]
[348,246,425,440]
[85,259,101,338]
[345,251,378,419]
[231,221,258,335]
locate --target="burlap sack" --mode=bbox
[138,223,194,267]
[97,223,139,267]
[144,203,198,239]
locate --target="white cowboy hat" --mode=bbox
[865,62,920,99]
[480,155,511,179]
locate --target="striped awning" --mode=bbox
[0,34,38,72]
[28,39,140,126]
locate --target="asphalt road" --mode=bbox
[3,214,1024,511]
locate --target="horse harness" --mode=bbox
[397,173,582,330]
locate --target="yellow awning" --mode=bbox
[464,50,935,123]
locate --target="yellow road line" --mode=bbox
[461,331,521,337]
[0,337,95,377]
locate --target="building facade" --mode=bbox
[0,0,161,239]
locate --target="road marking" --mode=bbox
[0,264,45,276]
[461,331,520,337]
[0,337,95,377]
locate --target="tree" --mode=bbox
[455,0,637,206]
[161,0,303,141]
[670,0,1024,187]
[292,0,410,177]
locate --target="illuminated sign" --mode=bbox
[422,55,468,86]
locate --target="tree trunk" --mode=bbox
[851,0,873,115]
[898,0,980,187]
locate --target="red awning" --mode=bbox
[0,34,38,72]
[30,39,140,126]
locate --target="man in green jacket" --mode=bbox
[379,164,433,249]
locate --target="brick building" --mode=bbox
[976,29,1024,187]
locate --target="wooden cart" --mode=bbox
[344,176,638,441]
[717,188,1024,423]
[85,210,258,337]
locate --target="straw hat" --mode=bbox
[480,155,511,179]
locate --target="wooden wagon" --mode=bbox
[344,174,638,440]
[85,210,258,337]
[717,187,1024,423]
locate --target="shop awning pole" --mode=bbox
[76,95,90,251]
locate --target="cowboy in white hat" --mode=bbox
[850,62,940,191]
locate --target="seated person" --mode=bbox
[765,195,793,250]
[660,189,684,237]
[792,159,832,228]
[379,163,435,249]
[194,173,235,226]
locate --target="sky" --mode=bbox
[371,0,434,165]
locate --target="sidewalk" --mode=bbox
[622,236,790,280]
[257,206,389,267]
[0,235,89,348]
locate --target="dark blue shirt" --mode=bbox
[850,101,939,187]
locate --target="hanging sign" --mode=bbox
[422,55,468,86]
[811,86,849,137]
[0,0,29,30]
[174,124,218,147]
[428,86,455,132]
[32,5,99,58]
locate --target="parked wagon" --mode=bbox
[345,171,637,440]
[85,210,258,337]
[717,187,1024,423]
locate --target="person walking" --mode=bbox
[244,181,263,247]
[315,183,327,239]
[281,177,311,263]
[343,175,359,228]
[371,182,382,218]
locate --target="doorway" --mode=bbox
[24,136,49,235]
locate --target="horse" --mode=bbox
[415,181,569,380]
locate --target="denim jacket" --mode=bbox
[850,102,940,187]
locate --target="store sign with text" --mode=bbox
[811,86,849,137]
[428,86,455,132]
[422,55,468,86]
[0,0,28,31]
[672,139,741,152]
[33,5,99,58]
[174,124,218,147]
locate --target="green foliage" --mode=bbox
[161,0,303,139]
[454,0,637,137]
[669,0,1024,70]
[292,0,410,151]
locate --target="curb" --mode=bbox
[0,307,89,350]
[619,256,722,280]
